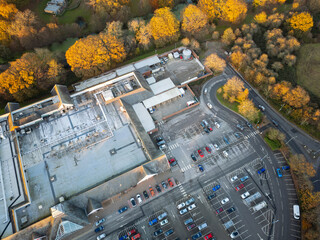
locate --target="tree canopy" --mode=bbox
[287,12,313,33]
[181,5,209,37]
[204,53,226,73]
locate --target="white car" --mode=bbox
[97,233,106,240]
[204,88,208,94]
[230,176,238,182]
[160,219,169,226]
[95,218,105,226]
[207,103,212,109]
[230,231,239,239]
[223,150,228,157]
[241,192,250,199]
[136,194,142,204]
[213,143,219,150]
[221,197,230,205]
[187,204,196,211]
[179,208,188,215]
[177,202,186,209]
[214,122,220,128]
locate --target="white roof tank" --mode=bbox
[183,49,192,60]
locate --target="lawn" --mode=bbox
[50,38,78,52]
[264,137,282,150]
[296,43,320,99]
[216,89,239,112]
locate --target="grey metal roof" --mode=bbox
[116,64,135,76]
[51,84,73,107]
[134,55,160,69]
[149,77,175,95]
[86,198,102,216]
[142,88,181,109]
[132,103,155,132]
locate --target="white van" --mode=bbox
[293,205,300,219]
[187,100,196,107]
[198,222,208,230]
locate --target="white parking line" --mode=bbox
[291,234,301,239]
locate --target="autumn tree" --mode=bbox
[253,0,285,8]
[66,33,127,78]
[220,0,248,23]
[198,0,220,22]
[230,51,249,71]
[0,0,18,20]
[181,5,209,38]
[135,23,152,50]
[221,28,236,45]
[289,154,316,177]
[222,76,249,103]
[283,86,310,109]
[238,99,260,122]
[150,7,179,47]
[105,21,124,38]
[0,49,65,102]
[287,12,313,33]
[266,128,285,142]
[87,0,130,21]
[204,54,226,73]
[150,0,174,10]
[308,0,320,13]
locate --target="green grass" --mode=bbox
[264,137,282,150]
[243,13,255,24]
[296,43,320,98]
[50,38,78,52]
[216,89,239,112]
[276,3,292,13]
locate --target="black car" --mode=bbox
[143,190,149,199]
[272,120,279,127]
[227,207,236,214]
[156,136,164,142]
[207,193,216,200]
[204,128,210,133]
[154,229,163,236]
[95,226,104,233]
[246,122,252,128]
[161,181,167,189]
[191,153,197,162]
[155,185,162,193]
[164,229,174,237]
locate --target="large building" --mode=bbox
[0,47,212,239]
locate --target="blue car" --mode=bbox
[95,226,104,233]
[119,235,128,240]
[223,137,230,145]
[282,165,290,170]
[276,168,283,178]
[149,218,158,226]
[212,185,221,192]
[198,165,204,172]
[257,168,266,174]
[192,232,202,240]
[118,206,128,214]
[240,176,249,182]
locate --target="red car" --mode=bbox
[204,233,214,240]
[205,146,211,153]
[235,183,244,191]
[131,233,141,240]
[168,158,177,166]
[198,149,204,158]
[149,186,155,197]
[168,178,174,187]
[216,207,224,214]
[128,229,137,236]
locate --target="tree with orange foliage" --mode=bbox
[289,154,316,177]
[197,0,220,22]
[150,7,180,47]
[283,86,310,109]
[230,51,249,71]
[254,11,267,24]
[222,76,249,103]
[270,81,292,100]
[204,53,226,73]
[299,188,320,211]
[287,12,313,33]
[0,0,18,20]
[66,33,127,78]
[181,5,209,38]
[253,0,285,8]
[238,99,260,122]
[220,0,248,23]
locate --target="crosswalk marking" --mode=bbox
[181,164,192,172]
[158,120,165,125]
[168,143,180,150]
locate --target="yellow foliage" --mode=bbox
[287,12,313,32]
[0,19,10,45]
[253,0,285,7]
[220,0,247,23]
[181,5,208,36]
[238,99,260,121]
[0,1,18,20]
[197,0,220,21]
[204,53,226,72]
[254,11,267,24]
[150,7,180,47]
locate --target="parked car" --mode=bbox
[184,218,193,225]
[156,136,164,142]
[149,186,155,197]
[230,231,239,239]
[155,184,162,193]
[119,235,128,240]
[177,202,186,209]
[205,146,211,153]
[223,137,230,145]
[207,193,216,200]
[179,208,188,215]
[198,222,208,230]
[282,165,290,170]
[198,149,204,158]
[216,207,224,214]
[214,122,220,128]
[230,176,238,182]
[164,229,174,237]
[143,190,149,199]
[95,226,104,233]
[246,122,252,128]
[204,233,214,240]
[234,132,240,139]
[168,178,174,187]
[157,212,167,221]
[192,232,202,240]
[97,233,106,240]
[212,185,221,191]
[130,198,136,207]
[221,197,230,204]
[154,229,163,236]
[131,233,140,240]
[149,218,158,226]
[191,153,197,161]
[227,207,236,213]
[235,183,244,191]
[168,158,177,167]
[276,168,283,178]
[198,165,204,172]
[118,206,128,214]
[187,204,196,211]
[161,181,167,189]
[95,218,105,226]
[207,126,213,132]
[240,176,249,182]
[136,194,142,204]
[236,124,244,131]
[127,229,137,236]
[222,150,228,157]
[204,128,210,133]
[241,191,250,199]
[257,168,266,174]
[202,120,208,126]
[213,143,219,150]
[185,197,195,206]
[160,219,168,226]
[187,223,196,231]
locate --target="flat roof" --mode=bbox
[149,77,175,95]
[132,103,155,132]
[142,88,181,109]
[116,64,135,76]
[73,72,117,92]
[134,55,160,69]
